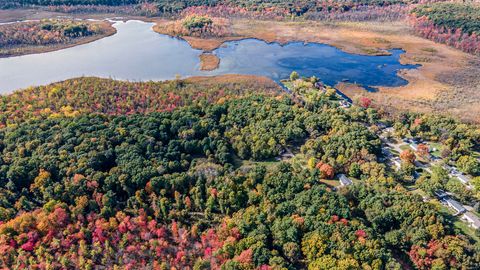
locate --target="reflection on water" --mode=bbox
[0,20,419,94]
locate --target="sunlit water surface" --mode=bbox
[0,20,419,93]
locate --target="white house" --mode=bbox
[338,174,353,186]
[456,174,470,185]
[392,157,401,169]
[409,143,419,151]
[445,198,466,215]
[462,212,480,230]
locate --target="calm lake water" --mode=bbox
[0,20,419,94]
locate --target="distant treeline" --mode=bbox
[2,0,408,14]
[410,3,480,55]
[1,0,138,6]
[412,2,480,35]
[0,0,217,10]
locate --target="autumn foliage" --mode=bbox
[0,77,281,126]
[359,97,372,108]
[409,236,475,270]
[0,206,236,269]
[0,19,109,51]
[410,3,480,55]
[416,143,430,159]
[400,149,416,164]
[316,161,335,179]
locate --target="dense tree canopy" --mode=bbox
[410,3,480,55]
[0,77,478,268]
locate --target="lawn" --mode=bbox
[399,144,411,151]
[319,179,341,188]
[454,219,479,243]
[436,203,479,243]
[429,142,443,158]
[231,154,280,170]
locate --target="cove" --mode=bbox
[0,20,419,94]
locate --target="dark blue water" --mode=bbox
[210,39,418,89]
[0,20,418,94]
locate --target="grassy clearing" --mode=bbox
[429,142,443,158]
[454,219,479,243]
[319,179,340,188]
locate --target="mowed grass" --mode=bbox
[429,142,443,158]
[436,203,479,243]
[400,145,411,151]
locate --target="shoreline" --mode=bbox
[1,9,479,122]
[0,20,116,58]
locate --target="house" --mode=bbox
[443,164,453,172]
[314,82,325,89]
[462,212,480,230]
[383,127,394,134]
[409,143,419,151]
[412,137,422,143]
[376,122,387,130]
[338,174,353,186]
[456,174,470,185]
[392,157,401,169]
[445,198,466,215]
[339,100,351,108]
[434,189,448,199]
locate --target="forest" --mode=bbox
[410,2,480,55]
[0,19,114,57]
[0,0,414,16]
[1,20,96,45]
[0,0,480,268]
[0,77,479,269]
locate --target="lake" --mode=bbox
[0,20,419,94]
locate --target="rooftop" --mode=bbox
[338,174,353,186]
[445,198,466,214]
[463,212,480,229]
[456,174,470,184]
[434,189,448,198]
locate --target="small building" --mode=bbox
[443,164,453,172]
[434,189,448,199]
[314,82,325,89]
[445,198,466,215]
[456,174,470,185]
[462,212,480,230]
[392,157,401,169]
[412,137,422,144]
[339,100,351,108]
[409,143,418,151]
[376,122,387,130]
[383,127,394,134]
[338,174,353,186]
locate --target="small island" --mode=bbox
[154,15,241,70]
[0,19,115,58]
